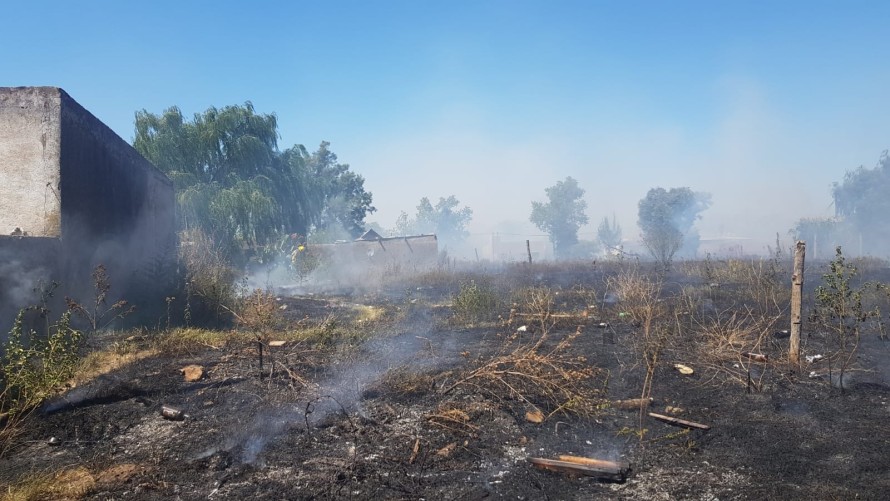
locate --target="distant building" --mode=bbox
[308,232,439,282]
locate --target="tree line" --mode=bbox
[132,101,714,266]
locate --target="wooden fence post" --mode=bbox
[790,240,806,366]
[526,240,532,264]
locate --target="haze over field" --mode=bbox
[4,1,890,254]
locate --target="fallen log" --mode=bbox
[529,457,627,481]
[611,398,653,410]
[648,412,710,430]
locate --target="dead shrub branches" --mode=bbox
[440,325,606,419]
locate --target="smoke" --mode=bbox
[196,303,454,465]
[0,243,54,342]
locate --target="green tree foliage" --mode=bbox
[790,217,857,259]
[307,142,376,241]
[530,177,589,258]
[637,187,710,267]
[596,215,623,254]
[133,104,374,260]
[832,151,890,255]
[394,196,473,247]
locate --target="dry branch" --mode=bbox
[742,352,768,362]
[648,412,710,430]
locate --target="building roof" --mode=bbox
[356,229,383,241]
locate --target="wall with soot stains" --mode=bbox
[0,87,176,331]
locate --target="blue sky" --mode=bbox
[4,1,890,253]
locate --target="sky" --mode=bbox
[4,0,890,255]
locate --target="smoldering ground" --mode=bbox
[4,261,890,500]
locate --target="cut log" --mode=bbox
[612,398,653,410]
[529,457,627,481]
[648,412,710,430]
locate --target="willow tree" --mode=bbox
[134,103,374,261]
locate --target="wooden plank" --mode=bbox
[529,457,627,480]
[556,455,629,473]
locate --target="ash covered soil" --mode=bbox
[2,264,890,500]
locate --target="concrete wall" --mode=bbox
[0,87,62,237]
[0,87,176,331]
[56,88,177,295]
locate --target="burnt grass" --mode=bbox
[2,261,890,500]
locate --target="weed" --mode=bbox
[66,264,135,333]
[452,280,501,325]
[1,309,82,455]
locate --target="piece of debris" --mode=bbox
[517,325,528,332]
[180,365,204,382]
[268,340,286,347]
[665,406,684,414]
[525,408,545,423]
[161,405,187,421]
[557,455,630,474]
[596,322,609,328]
[743,352,768,362]
[648,412,710,430]
[408,438,420,464]
[805,354,824,363]
[674,364,694,375]
[612,398,653,410]
[529,457,628,481]
[47,436,62,446]
[96,464,142,486]
[774,329,791,339]
[436,442,457,457]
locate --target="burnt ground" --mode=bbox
[2,265,890,500]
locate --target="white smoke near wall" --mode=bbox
[0,245,54,343]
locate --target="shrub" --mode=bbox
[452,280,501,324]
[811,247,879,389]
[179,229,240,326]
